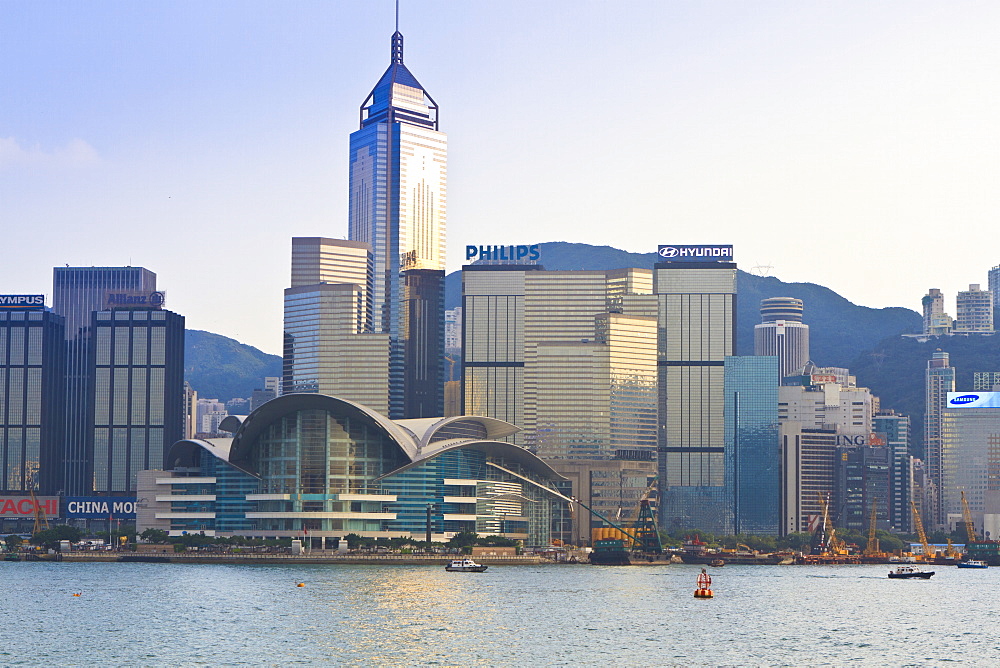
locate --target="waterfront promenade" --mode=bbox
[57,551,550,565]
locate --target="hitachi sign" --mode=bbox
[0,496,59,518]
[466,244,541,262]
[0,294,45,309]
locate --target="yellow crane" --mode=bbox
[864,500,880,556]
[961,490,978,543]
[910,500,934,562]
[817,493,847,555]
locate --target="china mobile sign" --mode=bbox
[0,496,59,518]
[64,497,137,519]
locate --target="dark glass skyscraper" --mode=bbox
[90,308,184,494]
[53,267,157,495]
[725,355,779,536]
[0,305,65,494]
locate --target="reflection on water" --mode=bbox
[2,562,1000,665]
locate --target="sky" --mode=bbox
[4,1,1000,355]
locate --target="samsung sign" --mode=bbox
[65,497,138,519]
[0,295,45,310]
[947,392,1000,409]
[657,245,734,262]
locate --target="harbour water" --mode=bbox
[2,561,997,666]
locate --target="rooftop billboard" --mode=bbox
[657,245,734,263]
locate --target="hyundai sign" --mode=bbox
[65,497,138,519]
[0,295,45,310]
[657,245,734,263]
[947,392,1000,409]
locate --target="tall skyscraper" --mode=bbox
[955,284,993,333]
[725,356,779,535]
[921,288,953,336]
[283,238,390,413]
[53,267,157,495]
[989,265,1000,324]
[349,28,446,418]
[654,247,737,534]
[461,264,658,541]
[925,350,955,527]
[90,306,184,494]
[754,297,809,382]
[0,297,65,494]
[873,410,911,532]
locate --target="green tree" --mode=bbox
[139,528,169,543]
[3,534,22,552]
[31,525,84,549]
[446,531,478,548]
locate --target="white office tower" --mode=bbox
[955,284,994,333]
[283,238,390,414]
[754,297,809,383]
[922,289,953,336]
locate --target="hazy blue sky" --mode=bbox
[4,1,999,355]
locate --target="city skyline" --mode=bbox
[5,1,1000,354]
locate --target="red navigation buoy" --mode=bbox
[694,568,714,598]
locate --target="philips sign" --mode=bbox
[657,245,734,262]
[65,497,138,519]
[0,295,45,310]
[947,392,1000,408]
[466,244,541,263]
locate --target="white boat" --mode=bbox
[445,558,488,572]
[888,565,934,579]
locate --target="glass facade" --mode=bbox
[0,310,64,493]
[942,407,1000,522]
[655,263,736,534]
[925,351,954,527]
[90,308,184,494]
[349,31,446,419]
[151,399,567,546]
[52,266,157,495]
[725,356,779,535]
[874,412,911,532]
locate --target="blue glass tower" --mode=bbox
[349,28,446,418]
[725,356,780,535]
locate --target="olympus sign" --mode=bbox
[657,245,734,262]
[0,295,45,310]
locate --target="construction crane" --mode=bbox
[961,490,978,543]
[864,500,880,556]
[910,500,934,562]
[813,493,846,555]
[629,479,663,555]
[27,474,49,535]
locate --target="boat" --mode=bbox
[957,560,989,569]
[888,565,934,579]
[445,558,488,573]
[709,558,725,567]
[589,539,631,566]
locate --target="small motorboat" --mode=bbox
[957,560,989,569]
[709,558,725,568]
[445,558,488,573]
[888,565,934,579]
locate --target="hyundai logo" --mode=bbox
[658,246,678,258]
[950,394,980,405]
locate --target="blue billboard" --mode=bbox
[947,392,1000,409]
[0,295,45,310]
[64,497,138,519]
[657,245,734,262]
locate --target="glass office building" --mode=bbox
[655,259,737,534]
[90,308,184,494]
[925,351,955,527]
[725,356,779,536]
[142,394,567,545]
[53,266,157,495]
[0,305,65,493]
[873,411,911,532]
[349,30,446,418]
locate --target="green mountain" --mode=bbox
[444,241,921,365]
[185,329,282,403]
